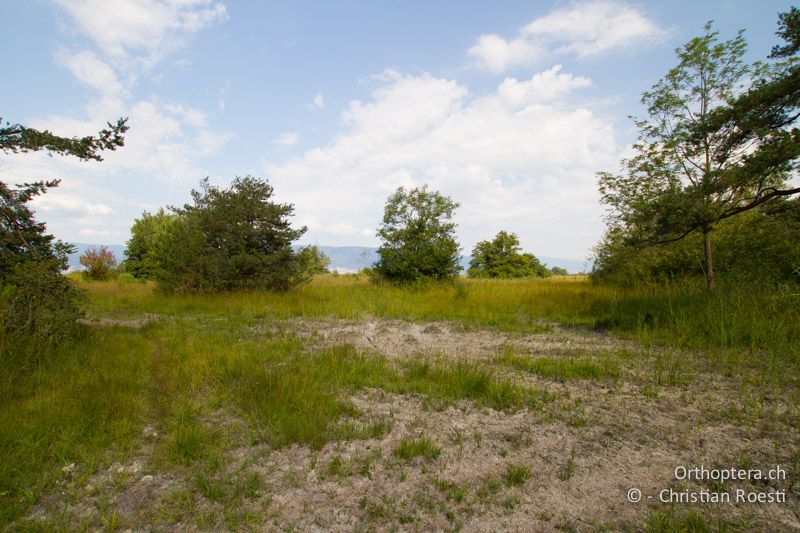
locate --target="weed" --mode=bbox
[499,349,620,382]
[559,454,576,481]
[395,438,441,461]
[505,464,532,487]
[434,478,468,503]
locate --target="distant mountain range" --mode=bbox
[67,243,592,274]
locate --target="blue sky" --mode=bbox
[1,0,794,260]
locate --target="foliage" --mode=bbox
[0,180,84,361]
[151,176,308,292]
[79,245,117,281]
[598,20,799,290]
[550,266,569,276]
[295,245,331,281]
[0,117,127,161]
[1,115,126,360]
[124,209,175,279]
[468,231,549,278]
[374,185,461,282]
[593,201,800,285]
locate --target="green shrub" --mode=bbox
[148,176,309,292]
[0,181,83,364]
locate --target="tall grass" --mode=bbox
[81,275,800,358]
[3,274,796,526]
[0,329,150,524]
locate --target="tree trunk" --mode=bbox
[703,228,715,291]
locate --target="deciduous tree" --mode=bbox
[598,20,799,290]
[374,186,461,282]
[468,231,549,278]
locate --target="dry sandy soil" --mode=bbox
[22,318,800,531]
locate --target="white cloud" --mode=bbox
[275,132,299,146]
[32,193,113,216]
[498,65,592,107]
[523,1,668,57]
[267,68,622,258]
[59,49,127,100]
[467,34,543,74]
[467,1,667,73]
[31,0,233,188]
[313,93,325,110]
[54,0,228,64]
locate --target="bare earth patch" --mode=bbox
[21,317,800,531]
[259,316,635,361]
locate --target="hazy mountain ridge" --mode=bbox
[68,244,591,274]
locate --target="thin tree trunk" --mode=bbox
[703,228,715,291]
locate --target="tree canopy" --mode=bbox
[1,116,127,358]
[149,176,309,292]
[374,185,461,282]
[598,17,800,290]
[468,231,549,278]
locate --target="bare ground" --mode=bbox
[20,317,800,531]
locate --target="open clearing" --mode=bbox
[3,277,799,531]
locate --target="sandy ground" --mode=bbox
[22,317,800,531]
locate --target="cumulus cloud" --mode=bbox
[497,65,592,106]
[467,1,668,73]
[313,93,325,110]
[54,0,228,64]
[30,0,233,190]
[467,34,543,74]
[59,49,128,101]
[32,193,113,216]
[523,1,668,57]
[267,68,622,258]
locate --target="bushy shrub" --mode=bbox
[148,176,309,292]
[592,203,800,285]
[468,231,550,278]
[295,245,331,281]
[79,245,117,280]
[124,208,174,279]
[0,181,83,362]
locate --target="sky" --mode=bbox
[1,0,795,261]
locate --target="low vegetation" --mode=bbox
[1,274,797,529]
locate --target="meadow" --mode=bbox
[1,275,798,531]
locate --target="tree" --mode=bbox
[374,185,461,282]
[592,201,800,285]
[80,245,117,280]
[295,245,331,279]
[1,117,128,160]
[124,208,176,279]
[468,231,549,278]
[1,116,127,358]
[598,21,799,291]
[550,266,569,276]
[152,176,308,292]
[694,8,800,217]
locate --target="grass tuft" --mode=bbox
[504,464,532,487]
[395,438,441,461]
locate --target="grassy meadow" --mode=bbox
[1,274,798,531]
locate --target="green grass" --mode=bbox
[395,438,441,461]
[504,464,532,487]
[0,328,150,525]
[79,274,800,360]
[498,349,621,382]
[3,274,798,528]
